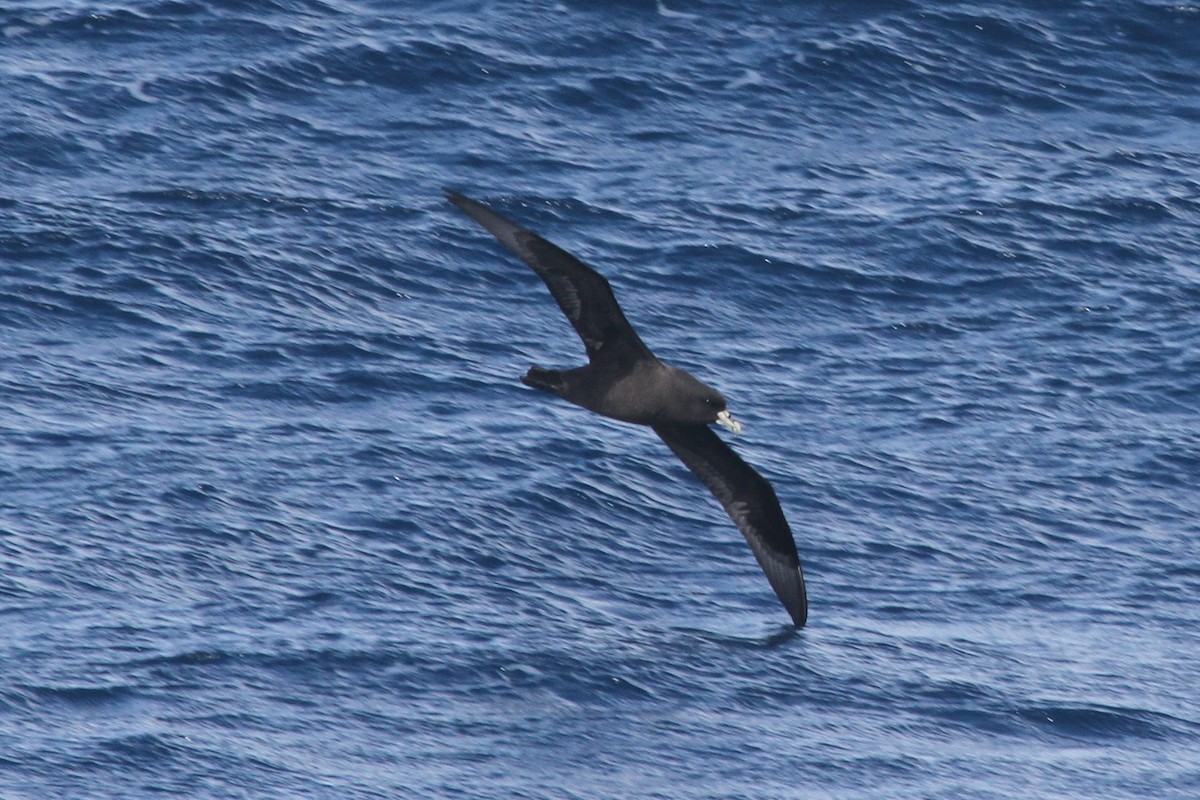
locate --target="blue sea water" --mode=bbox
[3,0,1200,797]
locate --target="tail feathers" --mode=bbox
[521,366,565,395]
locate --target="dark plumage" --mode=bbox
[446,189,807,627]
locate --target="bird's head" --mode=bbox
[669,368,743,435]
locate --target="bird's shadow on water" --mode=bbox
[759,627,802,648]
[670,623,801,649]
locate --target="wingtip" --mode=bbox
[444,188,493,220]
[784,566,809,628]
[762,555,808,628]
[787,594,809,628]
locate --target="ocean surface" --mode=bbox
[3,1,1199,797]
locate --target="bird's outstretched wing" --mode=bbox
[654,424,808,627]
[446,190,652,367]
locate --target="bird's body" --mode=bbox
[446,189,808,628]
[526,360,721,427]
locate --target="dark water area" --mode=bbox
[2,1,1199,797]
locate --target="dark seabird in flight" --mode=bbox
[446,189,808,627]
